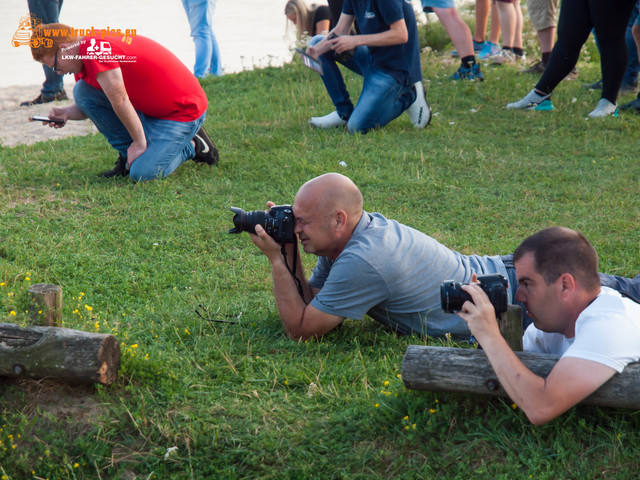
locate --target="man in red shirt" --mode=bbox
[29,23,218,181]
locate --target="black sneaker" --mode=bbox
[101,155,129,178]
[582,79,603,90]
[193,126,219,165]
[620,97,640,113]
[20,90,68,107]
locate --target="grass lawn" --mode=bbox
[1,22,640,479]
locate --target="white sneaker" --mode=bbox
[309,111,347,129]
[490,49,516,65]
[406,81,431,128]
[588,98,619,118]
[506,89,554,111]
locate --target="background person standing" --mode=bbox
[20,0,67,106]
[182,0,223,77]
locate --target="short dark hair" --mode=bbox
[513,227,600,291]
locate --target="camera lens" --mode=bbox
[440,280,472,313]
[228,207,268,235]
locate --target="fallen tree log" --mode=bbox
[401,345,640,409]
[0,322,120,385]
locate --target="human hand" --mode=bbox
[126,139,147,167]
[250,223,285,263]
[47,107,68,128]
[456,274,501,343]
[329,35,357,55]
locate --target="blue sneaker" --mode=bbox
[450,63,484,81]
[478,41,500,60]
[451,40,486,57]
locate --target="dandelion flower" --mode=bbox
[429,409,436,414]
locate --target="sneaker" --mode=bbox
[490,49,516,65]
[506,89,554,111]
[588,98,618,118]
[450,63,484,81]
[478,42,500,60]
[620,97,640,112]
[520,59,546,74]
[583,79,603,90]
[309,111,347,129]
[101,155,129,178]
[406,81,431,128]
[565,66,578,81]
[451,40,486,57]
[193,126,219,165]
[20,90,68,107]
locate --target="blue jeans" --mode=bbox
[623,2,640,87]
[73,80,205,181]
[182,0,222,77]
[28,0,64,96]
[309,35,415,133]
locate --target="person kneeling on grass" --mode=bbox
[457,227,640,425]
[29,23,218,182]
[305,0,431,133]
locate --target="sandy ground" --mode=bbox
[1,82,97,148]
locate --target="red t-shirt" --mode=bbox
[75,35,208,122]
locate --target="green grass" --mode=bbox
[1,31,640,479]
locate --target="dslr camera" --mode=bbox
[440,274,508,315]
[228,205,296,243]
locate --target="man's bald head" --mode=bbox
[295,173,363,219]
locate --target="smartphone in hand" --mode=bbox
[30,115,65,125]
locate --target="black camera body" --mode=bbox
[440,274,508,315]
[228,205,296,243]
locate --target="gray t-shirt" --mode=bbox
[308,211,508,338]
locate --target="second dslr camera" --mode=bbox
[440,274,508,315]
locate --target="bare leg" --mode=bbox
[537,26,556,53]
[496,2,516,47]
[474,0,491,42]
[435,7,475,58]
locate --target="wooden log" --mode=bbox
[28,283,62,326]
[401,345,640,409]
[0,322,120,385]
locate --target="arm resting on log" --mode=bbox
[401,346,640,410]
[0,322,120,385]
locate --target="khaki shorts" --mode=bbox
[526,0,559,31]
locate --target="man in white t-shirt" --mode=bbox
[458,227,640,425]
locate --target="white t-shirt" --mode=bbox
[523,287,640,372]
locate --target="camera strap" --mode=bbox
[280,242,306,302]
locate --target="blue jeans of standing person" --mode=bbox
[28,0,64,96]
[182,0,222,77]
[73,80,205,182]
[309,35,416,133]
[622,2,640,88]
